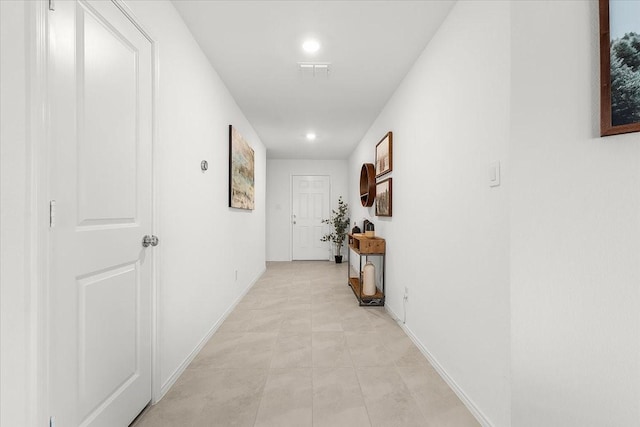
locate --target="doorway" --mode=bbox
[291,175,331,260]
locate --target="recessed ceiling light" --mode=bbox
[306,132,317,141]
[302,39,320,53]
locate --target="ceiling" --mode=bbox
[172,0,456,159]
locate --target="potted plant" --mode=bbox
[320,196,350,263]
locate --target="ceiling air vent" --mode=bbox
[298,62,331,78]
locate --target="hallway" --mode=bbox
[133,261,479,426]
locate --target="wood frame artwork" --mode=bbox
[228,125,255,210]
[375,178,392,217]
[375,132,393,177]
[599,0,640,136]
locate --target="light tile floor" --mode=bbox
[133,261,480,427]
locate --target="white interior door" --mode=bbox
[292,175,331,260]
[48,1,153,425]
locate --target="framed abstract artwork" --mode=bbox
[228,125,255,210]
[599,0,640,136]
[375,132,393,178]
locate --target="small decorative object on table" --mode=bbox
[365,221,375,237]
[362,261,376,296]
[320,196,350,263]
[352,222,361,234]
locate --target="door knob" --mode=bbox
[142,235,159,247]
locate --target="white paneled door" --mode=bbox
[292,175,331,260]
[48,1,154,426]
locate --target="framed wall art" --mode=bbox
[228,125,255,210]
[375,132,393,177]
[375,178,392,217]
[599,0,640,136]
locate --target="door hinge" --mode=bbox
[48,0,55,11]
[49,200,56,228]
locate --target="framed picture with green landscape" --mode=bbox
[599,0,640,136]
[375,178,392,217]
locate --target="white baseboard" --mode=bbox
[384,304,494,427]
[156,266,266,401]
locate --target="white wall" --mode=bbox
[348,1,511,426]
[510,1,640,425]
[266,159,348,261]
[0,2,29,426]
[126,0,266,394]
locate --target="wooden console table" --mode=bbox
[347,234,385,306]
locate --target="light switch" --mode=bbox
[489,162,500,187]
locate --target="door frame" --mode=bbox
[17,2,49,426]
[290,174,332,261]
[29,1,161,425]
